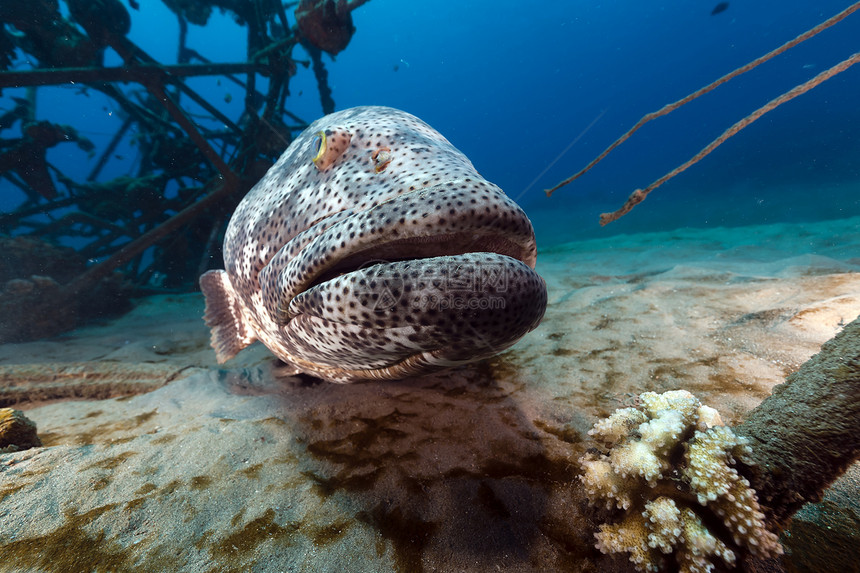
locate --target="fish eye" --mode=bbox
[312,131,327,166]
[372,147,392,173]
[311,128,351,170]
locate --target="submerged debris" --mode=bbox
[0,236,131,342]
[0,408,41,454]
[296,0,371,55]
[0,0,373,341]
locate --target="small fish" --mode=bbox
[711,2,729,15]
[200,106,547,382]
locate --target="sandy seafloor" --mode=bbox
[1,215,859,573]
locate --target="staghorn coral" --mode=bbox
[580,390,782,572]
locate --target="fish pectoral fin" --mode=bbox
[199,270,257,363]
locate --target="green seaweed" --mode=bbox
[124,496,145,510]
[190,475,212,490]
[476,481,511,519]
[0,504,132,571]
[82,450,138,471]
[150,433,177,445]
[133,410,158,425]
[0,483,27,504]
[158,478,183,496]
[211,508,298,558]
[230,510,245,528]
[91,476,111,491]
[134,483,157,496]
[311,520,352,547]
[356,504,437,573]
[240,463,263,479]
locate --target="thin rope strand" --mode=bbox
[544,0,860,197]
[599,52,860,226]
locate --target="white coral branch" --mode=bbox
[579,390,783,572]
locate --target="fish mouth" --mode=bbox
[305,231,528,292]
[267,181,547,379]
[271,180,539,321]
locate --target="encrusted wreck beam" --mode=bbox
[0,362,194,407]
[145,81,235,182]
[0,62,268,89]
[736,316,860,528]
[61,173,246,299]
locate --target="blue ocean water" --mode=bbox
[2,0,859,247]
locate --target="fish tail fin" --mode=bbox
[199,270,256,363]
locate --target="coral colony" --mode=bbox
[579,391,783,572]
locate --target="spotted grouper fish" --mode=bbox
[200,106,546,382]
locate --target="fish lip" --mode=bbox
[307,231,529,290]
[285,251,548,378]
[278,182,538,319]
